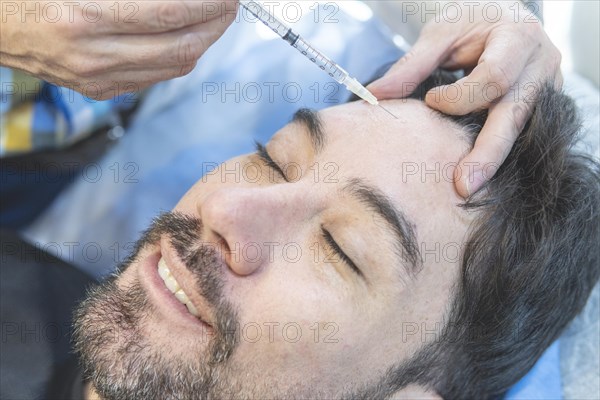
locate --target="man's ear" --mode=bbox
[389,385,442,400]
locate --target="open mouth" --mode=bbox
[157,257,201,318]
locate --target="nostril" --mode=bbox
[214,233,232,266]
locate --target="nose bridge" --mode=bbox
[198,184,315,276]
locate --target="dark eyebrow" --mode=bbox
[290,109,422,276]
[344,178,423,278]
[291,108,326,154]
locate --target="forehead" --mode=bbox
[272,99,470,212]
[268,100,474,275]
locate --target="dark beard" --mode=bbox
[72,212,427,399]
[72,212,241,400]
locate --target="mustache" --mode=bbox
[123,211,238,363]
[123,211,202,269]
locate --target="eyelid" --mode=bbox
[255,142,288,182]
[322,227,363,277]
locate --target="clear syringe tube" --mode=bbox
[238,0,379,106]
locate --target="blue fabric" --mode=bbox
[506,341,562,399]
[0,164,79,229]
[0,70,134,155]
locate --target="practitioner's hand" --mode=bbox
[368,1,563,198]
[0,1,238,100]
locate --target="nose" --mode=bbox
[198,186,311,276]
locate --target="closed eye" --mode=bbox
[255,141,288,182]
[322,227,362,277]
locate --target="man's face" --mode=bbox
[75,99,476,399]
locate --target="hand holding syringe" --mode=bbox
[238,0,397,118]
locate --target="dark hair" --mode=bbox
[354,68,600,398]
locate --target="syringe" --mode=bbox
[239,0,397,118]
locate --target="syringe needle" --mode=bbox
[379,104,399,119]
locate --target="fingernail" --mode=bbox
[466,170,486,197]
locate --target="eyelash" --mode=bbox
[255,142,287,181]
[255,142,361,278]
[322,227,362,277]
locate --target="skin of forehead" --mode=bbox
[268,99,471,213]
[266,99,476,285]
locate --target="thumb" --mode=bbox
[368,29,455,99]
[454,85,533,198]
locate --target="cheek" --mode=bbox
[229,253,362,342]
[228,264,376,382]
[232,260,347,328]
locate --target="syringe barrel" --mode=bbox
[239,0,291,38]
[239,0,349,84]
[291,36,348,84]
[239,0,380,103]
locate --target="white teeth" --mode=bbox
[174,289,190,304]
[164,275,180,293]
[157,257,199,318]
[158,258,170,280]
[186,302,200,317]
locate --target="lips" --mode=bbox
[156,237,222,329]
[158,257,200,317]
